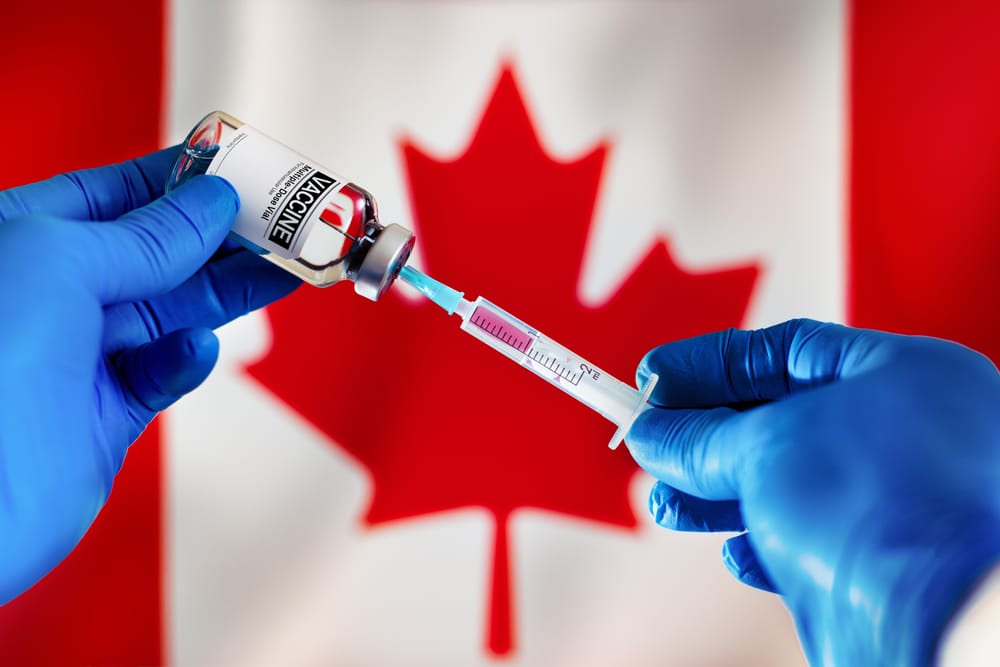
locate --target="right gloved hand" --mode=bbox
[625,320,1000,665]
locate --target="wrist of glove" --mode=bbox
[625,319,1000,665]
[819,508,1000,664]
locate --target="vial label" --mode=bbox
[205,125,364,260]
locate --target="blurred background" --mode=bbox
[0,1,998,665]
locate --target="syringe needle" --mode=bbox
[398,265,466,315]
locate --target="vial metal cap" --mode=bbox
[354,223,416,301]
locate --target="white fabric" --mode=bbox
[938,562,1000,667]
[165,1,844,664]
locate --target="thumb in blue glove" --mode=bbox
[0,148,301,604]
[626,320,1000,665]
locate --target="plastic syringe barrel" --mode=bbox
[454,297,656,448]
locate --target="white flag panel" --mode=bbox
[166,1,844,664]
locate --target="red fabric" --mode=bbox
[0,1,165,665]
[848,0,1000,362]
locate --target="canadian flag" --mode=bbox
[1,1,999,665]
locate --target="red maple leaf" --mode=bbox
[247,65,758,657]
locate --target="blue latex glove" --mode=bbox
[0,147,301,604]
[626,320,1000,665]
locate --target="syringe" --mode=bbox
[398,265,658,449]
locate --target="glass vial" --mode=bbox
[167,111,415,301]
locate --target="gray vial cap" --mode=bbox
[353,223,416,301]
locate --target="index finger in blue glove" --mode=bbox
[0,146,179,223]
[71,174,239,305]
[637,319,896,408]
[102,249,301,353]
[627,404,749,500]
[627,320,893,499]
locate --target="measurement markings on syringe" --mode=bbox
[469,305,584,385]
[526,346,583,385]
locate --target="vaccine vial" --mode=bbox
[167,111,415,301]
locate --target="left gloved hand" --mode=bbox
[0,147,301,604]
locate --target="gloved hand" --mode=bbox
[0,147,300,604]
[626,320,1000,665]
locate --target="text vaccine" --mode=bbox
[167,111,414,300]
